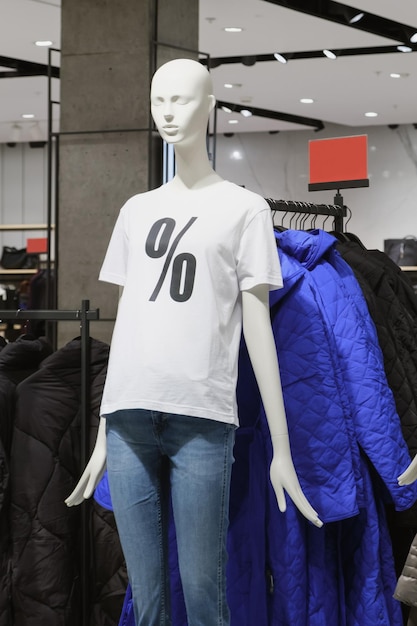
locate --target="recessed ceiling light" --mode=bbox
[397,45,412,52]
[410,32,417,43]
[223,27,243,33]
[365,111,378,117]
[240,109,252,118]
[35,40,53,47]
[390,73,401,78]
[349,12,364,24]
[300,98,314,104]
[274,53,287,64]
[323,49,337,60]
[21,113,35,119]
[228,119,239,124]
[221,106,232,113]
[224,83,233,89]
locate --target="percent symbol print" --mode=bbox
[145,217,198,302]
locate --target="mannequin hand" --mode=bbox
[270,434,323,528]
[65,417,107,507]
[398,455,417,486]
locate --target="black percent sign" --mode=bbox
[145,217,198,302]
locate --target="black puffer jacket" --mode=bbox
[10,337,127,626]
[0,437,10,626]
[0,335,53,626]
[337,242,417,456]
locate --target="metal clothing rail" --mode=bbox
[265,197,347,233]
[0,299,99,626]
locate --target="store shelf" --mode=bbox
[0,269,38,276]
[0,224,55,231]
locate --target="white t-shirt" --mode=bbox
[99,180,283,425]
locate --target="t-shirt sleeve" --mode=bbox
[236,206,283,292]
[99,207,128,286]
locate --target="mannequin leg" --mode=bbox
[166,414,236,626]
[106,410,171,626]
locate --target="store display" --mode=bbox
[384,236,417,267]
[0,246,38,270]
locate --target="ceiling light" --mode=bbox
[228,119,239,124]
[274,53,287,64]
[300,98,314,104]
[221,106,232,113]
[397,45,412,52]
[21,113,35,119]
[410,32,417,43]
[323,49,337,60]
[231,151,243,160]
[390,73,401,78]
[224,83,233,89]
[349,12,364,24]
[365,111,378,117]
[223,27,243,33]
[240,109,252,118]
[35,40,53,47]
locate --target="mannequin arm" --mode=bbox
[65,288,122,507]
[242,285,323,528]
[65,416,107,506]
[398,455,417,486]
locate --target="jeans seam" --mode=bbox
[217,425,232,626]
[157,481,167,626]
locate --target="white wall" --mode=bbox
[214,123,417,251]
[0,142,49,251]
[1,124,417,254]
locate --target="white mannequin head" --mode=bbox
[150,59,215,148]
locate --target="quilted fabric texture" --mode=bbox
[9,337,127,626]
[235,229,417,625]
[0,335,53,626]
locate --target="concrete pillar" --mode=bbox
[58,0,198,346]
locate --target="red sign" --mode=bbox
[309,135,369,191]
[27,238,48,254]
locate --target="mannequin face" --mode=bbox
[150,59,215,147]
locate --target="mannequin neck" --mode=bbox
[171,141,222,191]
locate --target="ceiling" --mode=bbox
[0,0,416,142]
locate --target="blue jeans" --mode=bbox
[105,409,236,626]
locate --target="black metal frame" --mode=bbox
[266,197,347,232]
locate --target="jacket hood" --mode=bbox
[277,228,337,270]
[270,229,337,308]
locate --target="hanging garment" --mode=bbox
[0,335,52,626]
[235,228,417,625]
[336,241,417,587]
[9,337,127,626]
[394,531,417,607]
[270,228,416,513]
[336,242,417,459]
[0,436,10,626]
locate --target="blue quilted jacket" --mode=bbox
[260,229,416,625]
[269,228,416,517]
[233,229,417,625]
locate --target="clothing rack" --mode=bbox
[0,300,99,626]
[265,198,347,233]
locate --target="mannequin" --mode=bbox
[66,58,322,626]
